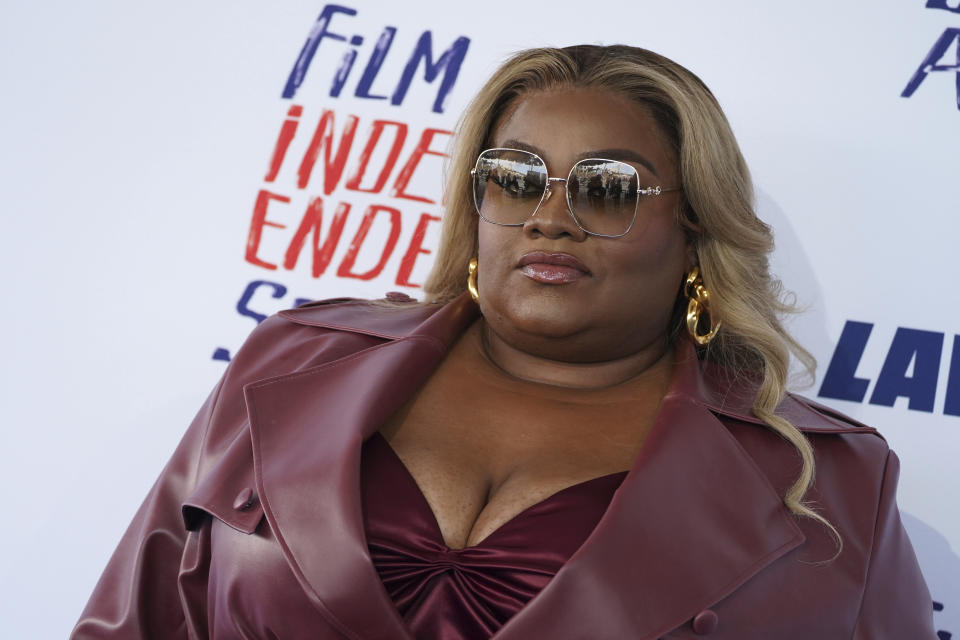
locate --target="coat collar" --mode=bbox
[238,293,869,639]
[278,294,874,436]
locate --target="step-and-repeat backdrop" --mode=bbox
[2,1,957,637]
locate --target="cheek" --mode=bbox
[476,223,494,272]
[476,224,513,291]
[603,219,689,293]
[623,215,687,265]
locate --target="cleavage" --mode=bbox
[375,431,629,550]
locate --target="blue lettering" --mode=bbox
[330,49,358,98]
[925,0,960,13]
[944,335,960,416]
[392,31,470,113]
[869,328,943,412]
[283,5,357,99]
[354,27,397,100]
[901,27,960,110]
[237,279,289,324]
[819,321,874,402]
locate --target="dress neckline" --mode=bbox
[367,431,629,551]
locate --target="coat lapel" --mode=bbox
[492,343,807,639]
[240,294,858,639]
[242,295,478,640]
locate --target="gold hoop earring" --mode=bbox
[684,266,720,345]
[467,257,479,302]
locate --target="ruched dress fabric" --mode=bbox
[361,431,628,640]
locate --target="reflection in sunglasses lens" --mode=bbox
[568,160,639,236]
[475,151,548,225]
[473,150,640,236]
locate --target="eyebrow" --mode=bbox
[499,139,660,177]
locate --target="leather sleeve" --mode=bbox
[852,449,937,639]
[70,369,228,640]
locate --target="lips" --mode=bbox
[517,251,590,284]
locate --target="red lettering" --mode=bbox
[264,105,303,182]
[396,213,441,288]
[245,189,290,270]
[336,205,402,281]
[297,109,359,193]
[283,197,351,278]
[344,120,408,194]
[391,128,452,203]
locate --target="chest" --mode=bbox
[378,369,659,550]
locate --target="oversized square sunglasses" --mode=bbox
[470,148,682,238]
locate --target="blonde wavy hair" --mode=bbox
[423,44,839,555]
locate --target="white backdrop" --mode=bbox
[1,1,957,637]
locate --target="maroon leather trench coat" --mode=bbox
[71,293,936,639]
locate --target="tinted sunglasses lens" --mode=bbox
[473,150,547,224]
[567,160,640,236]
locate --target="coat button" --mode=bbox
[233,488,257,511]
[692,609,718,635]
[385,291,414,302]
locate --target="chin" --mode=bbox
[488,294,588,341]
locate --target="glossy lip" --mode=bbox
[517,251,591,273]
[516,251,591,285]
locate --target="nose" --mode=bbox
[523,179,588,241]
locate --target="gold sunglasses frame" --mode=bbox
[469,147,682,238]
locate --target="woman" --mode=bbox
[72,45,936,639]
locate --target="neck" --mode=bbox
[480,319,674,390]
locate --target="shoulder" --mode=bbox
[779,392,890,464]
[785,394,891,474]
[781,393,891,472]
[182,293,444,531]
[702,369,892,498]
[200,294,435,438]
[224,294,441,379]
[732,388,890,457]
[720,392,894,535]
[696,358,884,440]
[273,293,445,339]
[782,392,878,435]
[784,392,893,480]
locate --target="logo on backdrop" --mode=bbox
[818,320,960,417]
[281,4,469,113]
[902,1,960,110]
[213,4,470,361]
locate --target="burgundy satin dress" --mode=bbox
[360,431,628,640]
